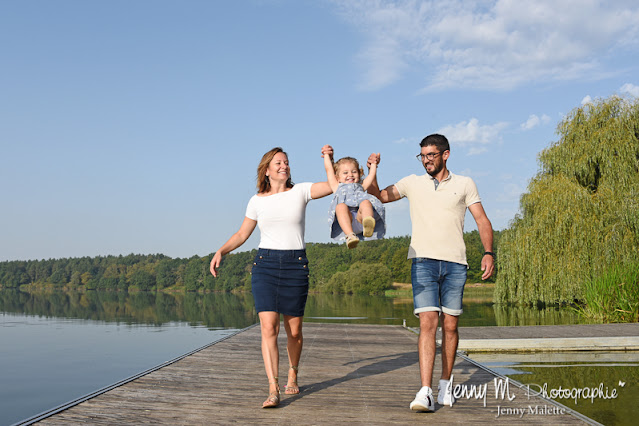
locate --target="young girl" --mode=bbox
[324,151,386,249]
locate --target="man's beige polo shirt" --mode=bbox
[394,172,481,265]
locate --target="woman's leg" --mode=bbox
[336,203,354,234]
[283,314,303,393]
[259,311,281,398]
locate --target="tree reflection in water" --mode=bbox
[0,288,589,328]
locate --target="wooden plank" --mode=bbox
[37,323,590,425]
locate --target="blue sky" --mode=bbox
[2,0,639,262]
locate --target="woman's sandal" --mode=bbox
[284,366,300,395]
[262,377,280,408]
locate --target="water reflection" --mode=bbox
[0,289,258,329]
[0,288,590,328]
[467,352,639,426]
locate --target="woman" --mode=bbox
[210,146,333,408]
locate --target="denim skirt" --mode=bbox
[251,248,310,317]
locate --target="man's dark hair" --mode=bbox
[420,133,450,152]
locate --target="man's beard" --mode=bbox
[425,161,443,176]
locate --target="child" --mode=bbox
[324,151,386,249]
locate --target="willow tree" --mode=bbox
[496,96,639,305]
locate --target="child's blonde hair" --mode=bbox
[333,156,365,177]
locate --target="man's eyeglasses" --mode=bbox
[416,152,442,162]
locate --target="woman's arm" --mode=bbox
[209,216,257,277]
[310,181,333,199]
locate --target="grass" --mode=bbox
[384,282,495,302]
[575,262,639,323]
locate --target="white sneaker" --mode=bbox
[410,387,435,412]
[437,378,455,407]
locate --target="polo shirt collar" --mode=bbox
[426,170,453,183]
[426,171,453,185]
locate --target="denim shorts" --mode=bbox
[411,258,467,316]
[251,248,310,317]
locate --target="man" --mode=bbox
[368,133,494,412]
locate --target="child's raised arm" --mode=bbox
[322,145,339,193]
[361,153,379,191]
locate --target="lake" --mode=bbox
[468,352,639,425]
[0,288,596,425]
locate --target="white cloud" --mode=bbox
[330,0,639,91]
[466,146,488,156]
[391,137,416,144]
[457,169,490,179]
[620,83,639,97]
[520,114,551,131]
[437,118,508,154]
[581,95,593,105]
[497,182,525,202]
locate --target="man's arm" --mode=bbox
[468,202,494,280]
[376,184,402,203]
[365,152,402,203]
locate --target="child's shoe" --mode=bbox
[362,216,375,238]
[346,233,359,249]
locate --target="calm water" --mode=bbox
[469,352,639,426]
[0,288,594,425]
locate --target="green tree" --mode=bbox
[156,259,176,289]
[129,269,156,291]
[496,96,639,305]
[321,261,392,295]
[183,256,204,291]
[69,271,82,287]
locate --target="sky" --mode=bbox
[2,0,639,262]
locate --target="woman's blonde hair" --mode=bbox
[256,147,293,193]
[333,156,364,177]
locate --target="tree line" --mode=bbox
[0,231,500,295]
[495,95,639,317]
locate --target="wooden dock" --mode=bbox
[32,322,601,425]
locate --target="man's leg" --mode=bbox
[439,313,459,380]
[418,311,440,387]
[437,261,466,407]
[410,258,441,412]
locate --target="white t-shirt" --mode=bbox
[245,182,313,250]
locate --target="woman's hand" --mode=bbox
[321,144,334,160]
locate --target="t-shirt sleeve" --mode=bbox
[464,178,481,207]
[298,182,313,203]
[245,195,258,220]
[394,175,412,198]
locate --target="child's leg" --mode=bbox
[357,200,376,238]
[356,200,374,223]
[336,203,354,235]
